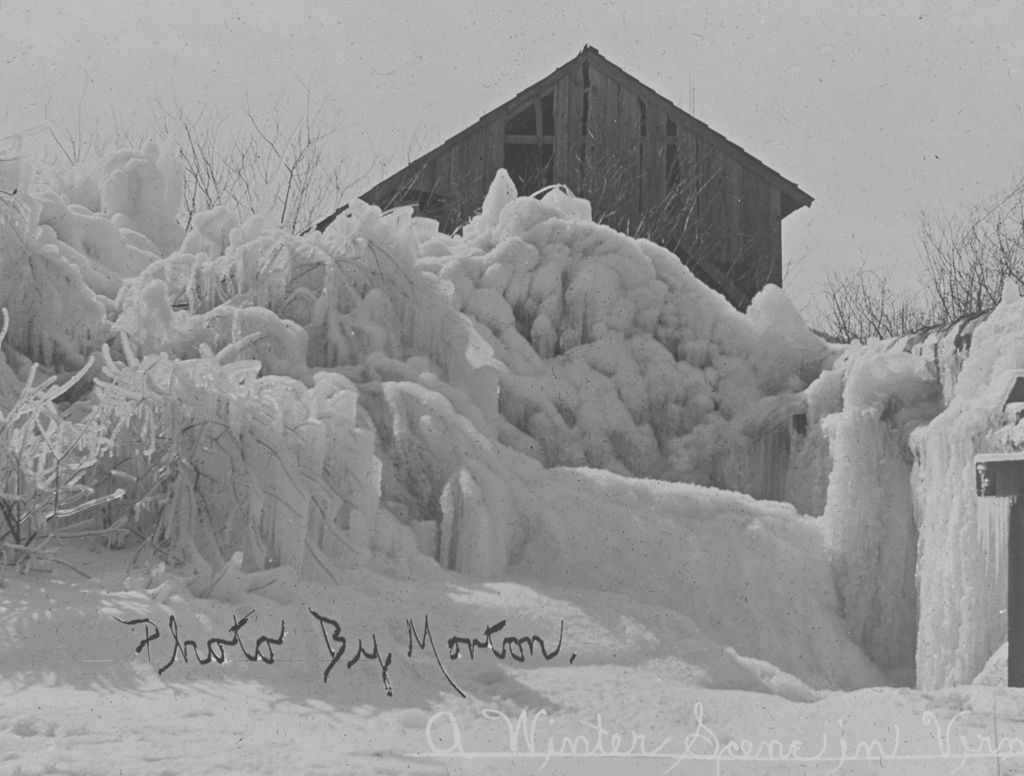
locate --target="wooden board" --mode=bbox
[636,97,648,214]
[448,138,466,222]
[740,171,761,287]
[586,64,611,206]
[976,459,1024,687]
[616,81,641,229]
[483,120,504,181]
[431,149,451,199]
[605,77,624,220]
[749,174,773,288]
[646,109,666,224]
[725,157,743,273]
[553,78,570,186]
[567,62,584,192]
[768,188,782,285]
[977,457,1024,497]
[677,129,696,243]
[1013,497,1024,687]
[467,128,486,205]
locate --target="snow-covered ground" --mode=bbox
[5,544,1024,776]
[2,140,1024,774]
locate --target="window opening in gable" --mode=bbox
[503,90,555,195]
[506,103,536,136]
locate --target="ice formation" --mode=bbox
[808,284,1024,689]
[823,348,942,676]
[7,138,1024,693]
[909,289,1024,689]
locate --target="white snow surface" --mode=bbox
[4,545,1018,776]
[3,145,1024,773]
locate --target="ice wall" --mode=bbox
[818,287,1024,689]
[785,366,844,516]
[912,288,1024,689]
[823,348,942,679]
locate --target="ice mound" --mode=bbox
[0,150,882,692]
[7,137,1024,696]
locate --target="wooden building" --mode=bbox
[317,46,812,309]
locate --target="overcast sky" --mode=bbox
[3,0,1022,319]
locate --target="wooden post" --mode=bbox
[1012,497,1024,686]
[976,452,1024,687]
[973,372,1024,686]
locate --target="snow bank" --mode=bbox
[515,466,885,690]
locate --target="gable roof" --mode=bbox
[316,45,812,230]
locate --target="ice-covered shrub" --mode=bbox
[0,137,188,371]
[92,340,421,583]
[0,189,110,370]
[0,338,124,575]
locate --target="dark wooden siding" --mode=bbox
[348,49,805,309]
[616,80,641,232]
[553,79,570,186]
[570,57,785,307]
